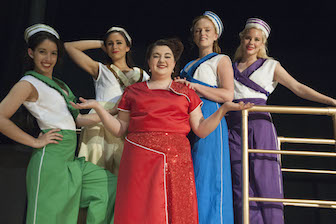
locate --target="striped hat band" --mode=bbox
[24,24,60,43]
[245,18,271,38]
[203,11,224,37]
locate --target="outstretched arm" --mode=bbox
[75,107,118,127]
[274,63,336,106]
[0,81,63,148]
[71,97,129,137]
[64,40,104,79]
[175,56,234,103]
[75,113,101,127]
[190,101,253,138]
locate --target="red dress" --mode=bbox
[115,81,202,224]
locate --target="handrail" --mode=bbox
[281,168,336,175]
[250,197,336,209]
[246,105,336,115]
[277,137,335,145]
[241,105,336,224]
[248,149,336,157]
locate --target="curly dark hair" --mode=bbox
[145,38,184,77]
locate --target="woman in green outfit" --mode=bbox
[0,24,116,224]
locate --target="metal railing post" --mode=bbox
[332,114,336,148]
[240,105,336,223]
[242,109,250,224]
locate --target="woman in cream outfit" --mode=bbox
[65,27,149,175]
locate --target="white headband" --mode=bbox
[203,11,224,37]
[245,18,271,38]
[106,27,132,44]
[24,24,60,43]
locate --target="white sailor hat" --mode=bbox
[106,27,132,44]
[24,24,60,43]
[245,18,271,38]
[203,11,224,37]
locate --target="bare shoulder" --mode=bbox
[274,62,289,79]
[218,54,232,65]
[0,80,36,117]
[9,80,36,101]
[13,80,35,92]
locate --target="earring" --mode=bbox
[149,69,151,73]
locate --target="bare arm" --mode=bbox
[0,81,63,148]
[75,113,101,127]
[71,97,129,137]
[190,101,253,138]
[64,40,104,79]
[108,98,121,116]
[274,63,336,106]
[75,106,119,127]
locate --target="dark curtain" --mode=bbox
[0,1,60,223]
[0,1,336,223]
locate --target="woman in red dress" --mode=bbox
[71,38,252,224]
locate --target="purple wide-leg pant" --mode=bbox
[227,109,284,224]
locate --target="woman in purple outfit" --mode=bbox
[227,18,336,224]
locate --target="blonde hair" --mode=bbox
[233,27,271,62]
[191,15,221,54]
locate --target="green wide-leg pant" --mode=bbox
[26,130,116,224]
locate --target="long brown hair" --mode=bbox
[20,31,63,137]
[103,30,134,67]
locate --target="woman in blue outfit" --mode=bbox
[177,11,234,224]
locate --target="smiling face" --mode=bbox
[193,17,218,50]
[105,32,130,62]
[241,28,265,57]
[28,39,58,77]
[148,45,176,79]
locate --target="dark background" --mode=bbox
[1,0,336,223]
